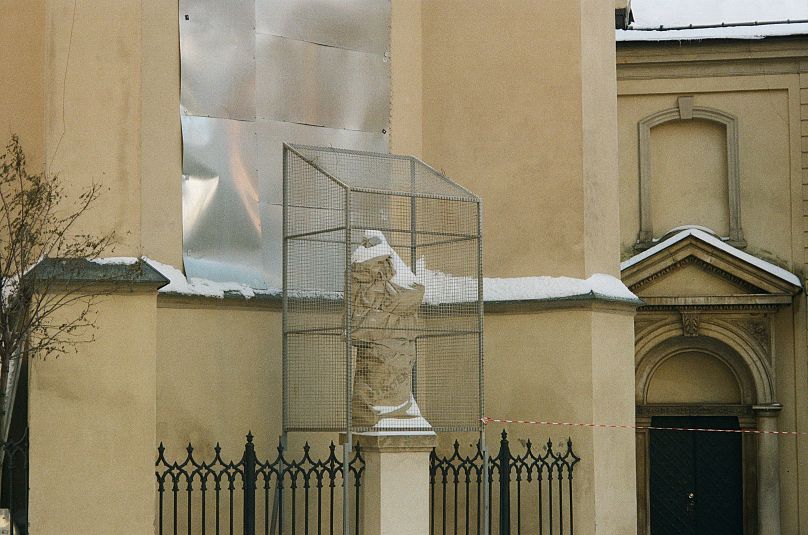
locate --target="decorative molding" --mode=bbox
[752,403,783,417]
[641,304,781,313]
[681,312,700,337]
[628,255,762,293]
[637,404,755,417]
[634,318,662,336]
[636,100,744,249]
[726,316,771,353]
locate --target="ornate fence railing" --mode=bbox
[156,433,364,535]
[430,430,580,535]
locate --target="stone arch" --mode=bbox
[636,96,744,248]
[637,337,756,405]
[635,318,774,405]
[634,317,778,535]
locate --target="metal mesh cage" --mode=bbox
[283,144,483,433]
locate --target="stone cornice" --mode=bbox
[639,295,791,307]
[622,234,802,297]
[639,304,782,313]
[637,404,755,417]
[617,36,808,64]
[157,291,644,314]
[27,258,169,293]
[628,256,763,294]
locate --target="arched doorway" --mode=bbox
[635,333,778,535]
[644,348,744,535]
[620,223,802,535]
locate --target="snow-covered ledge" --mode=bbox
[86,257,642,310]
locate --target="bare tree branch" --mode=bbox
[0,135,135,445]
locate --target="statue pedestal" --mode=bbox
[345,432,437,535]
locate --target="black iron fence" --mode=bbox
[430,430,580,535]
[156,433,364,535]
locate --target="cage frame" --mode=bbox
[282,142,484,438]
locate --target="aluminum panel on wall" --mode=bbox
[256,34,389,133]
[179,0,256,120]
[256,0,390,55]
[179,0,390,288]
[181,116,266,288]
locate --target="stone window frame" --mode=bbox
[636,96,745,250]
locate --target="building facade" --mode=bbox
[0,1,806,534]
[617,31,808,534]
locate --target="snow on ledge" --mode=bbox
[90,257,638,304]
[144,257,263,299]
[90,257,139,266]
[481,274,636,303]
[620,229,803,288]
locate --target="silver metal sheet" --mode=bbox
[256,34,389,132]
[258,121,387,286]
[181,115,266,288]
[257,119,388,204]
[179,0,256,121]
[256,0,390,55]
[261,203,283,288]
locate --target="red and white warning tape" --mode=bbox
[481,416,808,436]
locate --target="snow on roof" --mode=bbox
[620,228,803,288]
[617,0,808,42]
[144,257,264,299]
[93,256,638,305]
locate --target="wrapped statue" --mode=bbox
[349,230,426,427]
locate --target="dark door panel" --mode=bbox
[649,416,743,535]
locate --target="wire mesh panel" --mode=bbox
[283,144,483,434]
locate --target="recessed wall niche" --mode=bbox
[651,119,728,236]
[636,96,745,249]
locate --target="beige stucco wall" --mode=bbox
[28,290,158,534]
[650,119,730,236]
[420,0,621,279]
[0,0,45,171]
[646,351,742,403]
[155,301,281,459]
[44,1,143,254]
[390,0,423,159]
[618,40,808,532]
[483,307,637,535]
[38,0,184,265]
[618,88,794,262]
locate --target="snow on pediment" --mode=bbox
[621,229,802,298]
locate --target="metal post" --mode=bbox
[410,158,419,400]
[481,429,490,535]
[277,145,289,535]
[344,189,353,535]
[343,438,353,535]
[269,433,287,535]
[478,201,489,535]
[282,145,290,435]
[243,432,256,535]
[498,431,510,535]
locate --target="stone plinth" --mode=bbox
[344,432,437,535]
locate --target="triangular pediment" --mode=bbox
[621,229,802,303]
